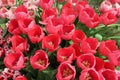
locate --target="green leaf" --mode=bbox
[16,0,23,6]
[0,18,7,24]
[107,36,120,39]
[0,23,8,37]
[37,69,57,80]
[116,66,120,70]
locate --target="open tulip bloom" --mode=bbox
[1,0,120,80]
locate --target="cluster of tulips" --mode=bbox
[0,0,120,80]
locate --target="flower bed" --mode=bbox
[0,0,120,80]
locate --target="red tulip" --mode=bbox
[81,38,98,54]
[59,24,75,40]
[57,46,75,63]
[60,3,77,25]
[8,19,22,35]
[42,34,61,52]
[95,57,104,71]
[104,62,115,70]
[46,17,63,34]
[108,50,120,66]
[75,1,89,13]
[14,5,28,20]
[72,29,86,43]
[28,24,44,44]
[79,7,94,23]
[70,43,82,58]
[39,0,54,10]
[41,8,58,23]
[77,54,96,69]
[11,35,29,52]
[15,75,27,80]
[79,7,100,28]
[100,10,118,25]
[18,18,34,34]
[99,69,117,80]
[85,14,100,28]
[79,68,100,80]
[98,40,118,56]
[4,52,25,70]
[56,62,76,80]
[30,50,49,71]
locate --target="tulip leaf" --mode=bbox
[107,36,120,39]
[37,68,57,80]
[49,53,59,68]
[0,57,5,70]
[16,0,23,6]
[0,18,7,24]
[116,66,120,70]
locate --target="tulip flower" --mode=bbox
[4,52,25,70]
[56,62,76,80]
[57,46,75,63]
[77,54,96,69]
[11,35,29,52]
[42,34,61,52]
[28,24,44,44]
[30,50,49,71]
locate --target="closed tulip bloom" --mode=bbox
[75,1,89,13]
[100,10,118,25]
[99,0,112,13]
[79,7,100,28]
